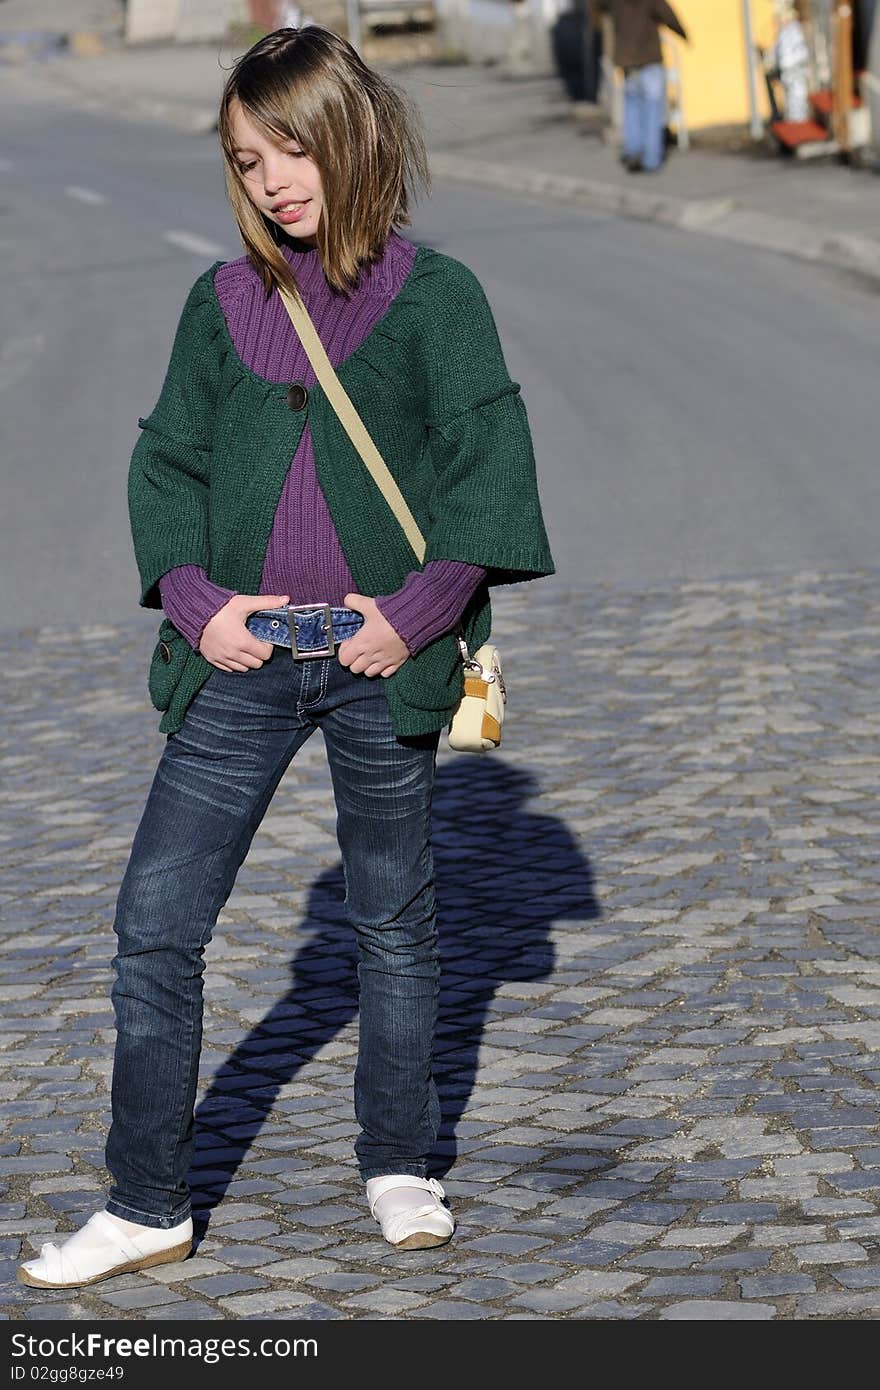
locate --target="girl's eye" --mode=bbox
[236,147,305,175]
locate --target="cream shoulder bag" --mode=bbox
[277,282,506,752]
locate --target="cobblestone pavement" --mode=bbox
[2,570,879,1322]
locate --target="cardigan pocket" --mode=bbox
[148,618,190,712]
[388,632,464,713]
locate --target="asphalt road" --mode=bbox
[2,72,879,630]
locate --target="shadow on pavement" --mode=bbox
[189,759,600,1232]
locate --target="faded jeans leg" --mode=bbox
[623,63,666,170]
[321,684,441,1181]
[640,62,667,170]
[105,662,314,1228]
[623,67,645,160]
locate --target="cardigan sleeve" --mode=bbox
[423,391,555,579]
[418,258,555,581]
[127,267,225,609]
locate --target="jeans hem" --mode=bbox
[359,1164,429,1182]
[105,1197,192,1230]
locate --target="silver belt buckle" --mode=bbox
[290,603,334,659]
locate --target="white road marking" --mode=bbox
[163,230,227,257]
[0,157,14,172]
[65,185,108,206]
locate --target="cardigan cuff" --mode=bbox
[375,560,486,656]
[159,565,238,650]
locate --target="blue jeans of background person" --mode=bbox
[105,653,440,1228]
[623,62,667,171]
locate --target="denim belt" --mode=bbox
[245,603,364,659]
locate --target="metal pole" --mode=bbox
[742,0,764,139]
[582,0,592,102]
[346,0,362,52]
[832,0,854,150]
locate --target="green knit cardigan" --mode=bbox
[128,244,555,737]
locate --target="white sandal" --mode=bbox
[366,1175,455,1250]
[17,1210,193,1289]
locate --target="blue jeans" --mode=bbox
[623,63,666,171]
[105,652,440,1228]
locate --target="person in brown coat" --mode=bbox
[594,0,688,171]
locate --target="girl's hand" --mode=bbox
[338,593,410,678]
[199,594,289,672]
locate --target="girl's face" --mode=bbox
[229,99,324,246]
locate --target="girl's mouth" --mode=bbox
[272,201,310,225]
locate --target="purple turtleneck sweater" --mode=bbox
[159,232,484,655]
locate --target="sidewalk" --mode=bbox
[4,32,880,282]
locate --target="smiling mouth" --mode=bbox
[272,200,310,213]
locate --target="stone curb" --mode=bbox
[428,153,880,287]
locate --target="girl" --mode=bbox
[19,25,553,1288]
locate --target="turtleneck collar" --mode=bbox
[279,229,410,300]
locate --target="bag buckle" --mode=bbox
[457,636,483,674]
[290,603,334,659]
[458,636,494,681]
[458,636,503,692]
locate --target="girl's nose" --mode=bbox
[262,162,291,195]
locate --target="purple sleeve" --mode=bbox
[375,560,486,656]
[158,565,238,651]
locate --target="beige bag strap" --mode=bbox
[277,283,426,564]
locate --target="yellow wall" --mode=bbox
[661,0,779,130]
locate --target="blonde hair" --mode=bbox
[217,26,430,296]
